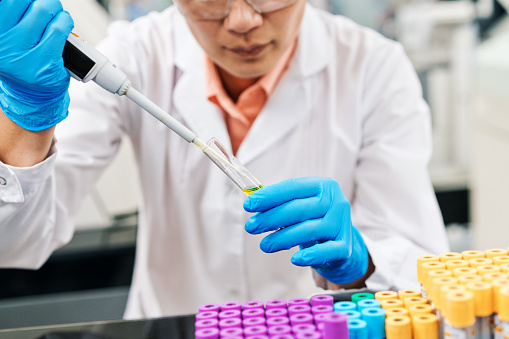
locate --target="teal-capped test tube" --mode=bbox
[348,318,368,339]
[357,299,381,313]
[360,308,386,339]
[334,301,357,312]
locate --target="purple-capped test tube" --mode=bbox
[243,308,264,319]
[244,325,267,337]
[313,313,329,327]
[266,316,290,327]
[221,302,242,312]
[289,298,310,307]
[195,327,219,339]
[220,327,244,338]
[199,303,221,313]
[243,300,265,310]
[266,299,287,310]
[266,308,288,318]
[311,295,334,307]
[296,332,322,339]
[271,335,294,339]
[243,317,266,328]
[268,325,292,336]
[288,305,311,316]
[248,336,269,339]
[219,317,242,329]
[312,305,334,315]
[195,311,218,321]
[195,319,219,330]
[290,313,314,326]
[323,312,348,339]
[292,324,316,334]
[219,310,241,320]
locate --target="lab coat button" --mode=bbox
[0,177,6,185]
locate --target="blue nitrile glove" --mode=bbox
[244,177,369,285]
[0,0,74,131]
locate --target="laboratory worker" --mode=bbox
[0,0,449,318]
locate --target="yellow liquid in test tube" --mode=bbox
[243,185,264,196]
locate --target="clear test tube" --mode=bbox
[443,291,476,339]
[200,138,263,195]
[465,282,493,339]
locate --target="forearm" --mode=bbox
[313,253,376,290]
[0,108,55,167]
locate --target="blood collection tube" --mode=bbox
[385,316,412,339]
[403,296,428,308]
[417,255,440,296]
[443,291,476,339]
[195,311,219,321]
[384,308,409,318]
[351,293,375,304]
[195,327,220,339]
[266,299,287,310]
[267,325,292,337]
[501,264,509,274]
[408,304,433,317]
[461,250,485,261]
[218,310,241,320]
[375,291,399,301]
[199,303,221,313]
[195,318,219,330]
[476,264,501,277]
[244,325,268,337]
[244,316,266,328]
[290,313,314,326]
[334,301,357,312]
[446,260,469,271]
[492,279,509,339]
[380,299,405,310]
[311,305,334,315]
[220,327,243,338]
[243,301,265,311]
[295,332,321,339]
[288,305,311,316]
[343,310,362,319]
[323,312,349,339]
[430,277,458,309]
[439,284,467,338]
[219,318,242,329]
[465,282,493,339]
[483,272,508,283]
[313,313,329,327]
[457,275,483,286]
[453,267,478,278]
[421,262,446,295]
[494,256,509,266]
[426,270,452,300]
[242,308,265,319]
[357,299,381,312]
[413,314,439,339]
[398,289,422,301]
[266,308,288,318]
[292,324,317,333]
[348,318,368,339]
[361,308,386,339]
[498,287,509,339]
[266,317,289,328]
[311,295,334,307]
[469,258,493,268]
[440,252,463,263]
[288,298,310,307]
[221,302,242,312]
[484,248,508,259]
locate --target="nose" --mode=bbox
[223,0,263,35]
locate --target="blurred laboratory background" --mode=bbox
[0,0,508,331]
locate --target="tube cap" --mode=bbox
[421,263,446,291]
[445,260,469,270]
[485,248,508,259]
[347,319,368,339]
[426,270,452,297]
[357,299,381,313]
[361,308,386,339]
[375,291,399,301]
[408,304,433,317]
[311,295,334,307]
[351,293,375,304]
[476,265,501,276]
[500,263,509,274]
[499,287,509,322]
[492,279,509,313]
[397,289,421,301]
[444,291,475,328]
[439,284,466,319]
[380,299,404,310]
[403,297,428,308]
[323,312,349,339]
[494,256,509,266]
[453,267,477,277]
[465,281,493,317]
[412,314,438,339]
[457,275,483,286]
[439,252,463,262]
[385,316,411,339]
[461,250,485,261]
[430,277,458,310]
[469,258,493,268]
[417,255,440,284]
[384,308,409,318]
[483,272,508,283]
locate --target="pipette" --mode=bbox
[62,32,262,194]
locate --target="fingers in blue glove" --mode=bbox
[0,0,33,35]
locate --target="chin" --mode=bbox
[224,59,277,79]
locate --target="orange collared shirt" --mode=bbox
[204,40,297,155]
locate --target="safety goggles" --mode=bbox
[176,0,299,20]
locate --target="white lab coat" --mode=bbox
[0,4,449,318]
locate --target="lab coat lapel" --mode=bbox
[236,4,331,165]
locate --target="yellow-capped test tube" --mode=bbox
[417,255,440,285]
[476,264,501,276]
[469,258,493,268]
[453,267,478,278]
[492,279,509,314]
[500,263,509,274]
[462,250,485,261]
[466,281,493,339]
[413,314,438,339]
[375,291,399,301]
[398,289,422,301]
[381,299,405,310]
[426,270,452,300]
[457,275,483,286]
[485,248,508,259]
[440,285,466,319]
[446,260,469,271]
[493,256,509,266]
[499,287,509,322]
[404,297,428,308]
[386,316,412,339]
[483,272,508,283]
[420,261,443,295]
[385,308,409,318]
[408,304,433,317]
[431,277,458,311]
[443,291,476,338]
[440,252,463,263]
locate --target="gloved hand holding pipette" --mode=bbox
[244,177,370,285]
[0,0,74,131]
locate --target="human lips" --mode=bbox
[226,42,271,57]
